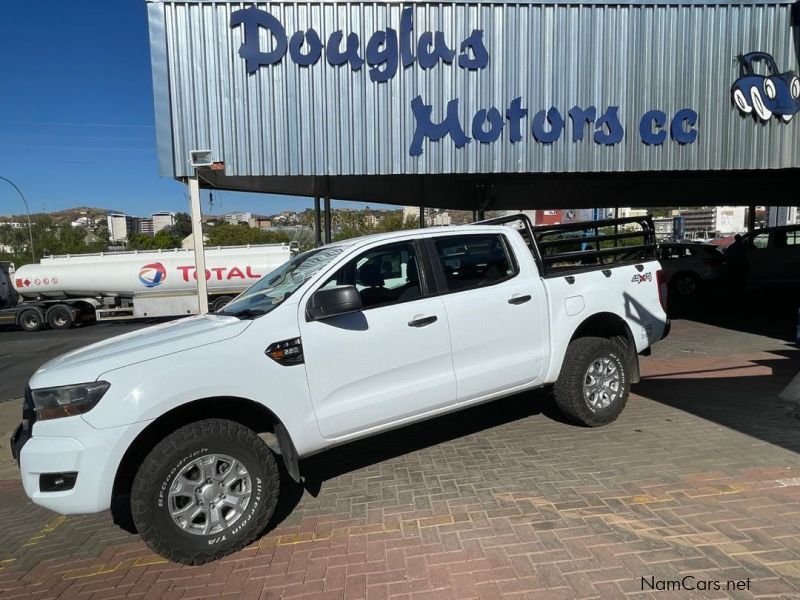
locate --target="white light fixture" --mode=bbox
[189,150,214,168]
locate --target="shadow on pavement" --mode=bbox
[634,349,800,455]
[668,280,800,342]
[267,387,569,535]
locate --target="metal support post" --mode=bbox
[188,174,209,315]
[314,196,322,247]
[324,195,332,244]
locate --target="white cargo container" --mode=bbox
[0,244,294,332]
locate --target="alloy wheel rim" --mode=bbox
[168,453,252,536]
[582,356,621,411]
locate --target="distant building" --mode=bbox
[249,215,272,228]
[402,206,420,222]
[181,233,209,249]
[652,217,674,240]
[107,213,136,241]
[679,206,746,237]
[139,218,154,236]
[224,211,252,225]
[617,207,648,219]
[766,206,799,227]
[70,216,94,228]
[401,206,450,226]
[152,211,175,233]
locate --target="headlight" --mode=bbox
[31,381,110,421]
[764,78,777,99]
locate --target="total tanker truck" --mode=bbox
[0,244,294,332]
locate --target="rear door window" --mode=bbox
[432,234,517,292]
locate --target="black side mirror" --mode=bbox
[306,285,363,320]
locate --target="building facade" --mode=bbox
[107,213,135,242]
[146,0,800,210]
[679,206,747,236]
[151,211,175,233]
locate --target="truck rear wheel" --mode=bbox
[47,305,75,330]
[18,308,44,332]
[130,419,279,565]
[554,337,629,427]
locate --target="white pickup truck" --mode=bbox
[11,215,669,564]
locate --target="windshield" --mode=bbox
[219,246,346,318]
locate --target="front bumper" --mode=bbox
[10,386,35,462]
[10,422,29,461]
[17,415,150,515]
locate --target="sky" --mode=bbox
[0,0,379,219]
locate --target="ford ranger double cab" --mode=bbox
[11,215,669,564]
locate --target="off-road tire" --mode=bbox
[131,419,279,565]
[554,336,629,427]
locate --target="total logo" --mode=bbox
[139,262,168,288]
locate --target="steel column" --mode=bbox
[324,196,332,244]
[314,196,322,247]
[188,174,209,315]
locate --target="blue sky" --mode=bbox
[0,0,377,218]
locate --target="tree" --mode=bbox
[333,209,417,242]
[205,224,290,246]
[169,212,192,238]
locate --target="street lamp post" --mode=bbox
[0,176,35,262]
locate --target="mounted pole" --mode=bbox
[188,173,209,314]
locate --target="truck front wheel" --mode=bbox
[554,337,629,427]
[131,419,280,565]
[18,308,44,332]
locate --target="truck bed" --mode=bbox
[476,214,658,277]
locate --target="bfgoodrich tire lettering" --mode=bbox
[554,336,630,427]
[131,419,279,565]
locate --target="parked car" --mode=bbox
[744,224,800,286]
[657,242,728,296]
[12,216,669,565]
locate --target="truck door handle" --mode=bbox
[408,315,437,327]
[508,294,532,305]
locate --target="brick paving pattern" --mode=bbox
[1,320,800,599]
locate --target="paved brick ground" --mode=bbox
[2,319,800,599]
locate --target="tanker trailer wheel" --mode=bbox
[211,296,233,313]
[46,304,75,330]
[18,308,44,332]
